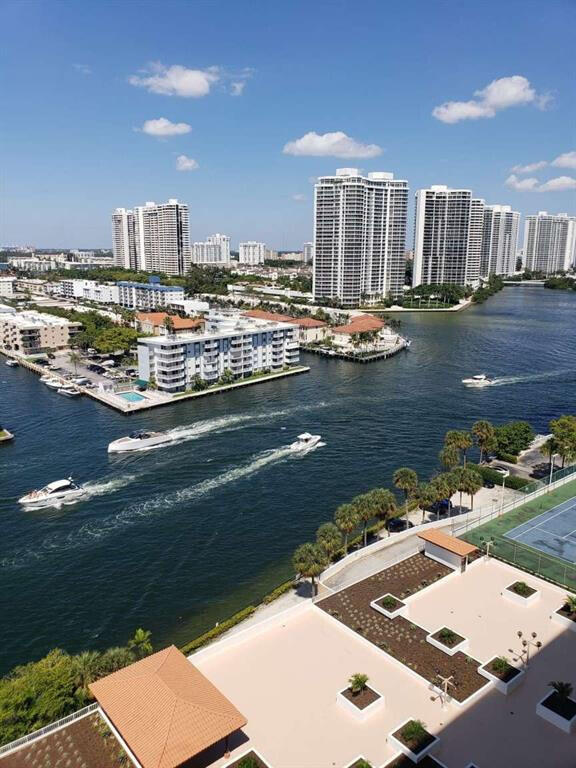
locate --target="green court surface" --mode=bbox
[463,477,576,592]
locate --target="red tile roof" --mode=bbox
[137,312,203,331]
[331,314,386,335]
[89,646,247,768]
[243,309,325,328]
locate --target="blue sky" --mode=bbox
[1,0,575,249]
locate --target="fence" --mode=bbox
[0,703,99,757]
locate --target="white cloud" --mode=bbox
[552,150,576,170]
[176,155,199,171]
[292,194,306,201]
[538,176,576,191]
[73,63,92,75]
[505,174,540,191]
[433,75,547,123]
[283,131,382,159]
[129,62,219,97]
[140,117,191,137]
[230,81,246,96]
[511,160,547,174]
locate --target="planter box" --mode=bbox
[552,607,576,633]
[426,627,469,657]
[222,748,272,768]
[388,719,440,764]
[536,691,576,734]
[370,593,407,619]
[337,685,383,721]
[502,582,539,607]
[478,659,524,694]
[343,756,372,768]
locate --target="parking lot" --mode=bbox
[36,348,139,390]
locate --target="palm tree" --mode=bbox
[416,483,438,524]
[393,468,418,518]
[68,349,81,376]
[541,437,561,476]
[73,650,101,701]
[439,444,460,470]
[366,487,397,530]
[316,522,343,560]
[451,466,468,512]
[548,681,574,700]
[98,647,135,675]
[429,472,458,518]
[472,420,496,464]
[563,594,576,616]
[128,628,153,659]
[461,468,483,511]
[334,503,360,554]
[353,493,376,548]
[293,542,328,596]
[444,430,473,466]
[348,673,369,694]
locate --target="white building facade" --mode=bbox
[523,212,576,274]
[0,311,81,353]
[112,208,137,270]
[191,234,231,265]
[59,279,120,304]
[117,280,185,310]
[413,186,483,288]
[303,242,314,264]
[480,205,521,277]
[239,242,266,265]
[0,277,16,298]
[313,168,408,306]
[137,310,299,393]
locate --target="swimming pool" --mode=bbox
[117,391,147,403]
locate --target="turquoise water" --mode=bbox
[118,391,146,403]
[0,287,575,674]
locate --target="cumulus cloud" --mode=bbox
[292,194,306,201]
[505,174,540,191]
[283,131,382,159]
[511,160,547,174]
[552,150,576,170]
[506,173,576,192]
[129,62,220,97]
[230,81,246,96]
[176,155,199,171]
[433,75,547,123]
[73,63,92,75]
[140,117,191,137]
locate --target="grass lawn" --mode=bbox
[462,478,576,591]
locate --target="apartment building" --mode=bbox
[0,311,81,353]
[137,310,299,393]
[0,276,16,297]
[480,205,521,277]
[313,168,408,306]
[112,208,137,270]
[303,242,314,264]
[191,234,231,264]
[239,242,266,265]
[523,212,576,274]
[134,200,190,275]
[117,279,185,310]
[413,186,483,288]
[59,279,120,304]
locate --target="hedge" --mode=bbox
[469,463,530,490]
[262,580,295,604]
[496,452,518,464]
[180,605,257,655]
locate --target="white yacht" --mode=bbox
[289,432,322,451]
[19,478,86,507]
[461,374,494,387]
[108,429,176,453]
[57,385,81,398]
[5,359,18,368]
[42,377,62,389]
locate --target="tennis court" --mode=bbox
[505,497,576,564]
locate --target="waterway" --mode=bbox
[0,287,574,674]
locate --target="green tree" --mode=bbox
[163,315,175,336]
[494,421,535,458]
[549,415,576,468]
[292,542,328,596]
[353,493,376,548]
[461,468,483,511]
[334,503,360,554]
[72,651,101,702]
[98,647,135,675]
[414,483,438,524]
[68,349,81,376]
[392,468,418,518]
[472,420,496,464]
[94,327,138,354]
[439,444,460,470]
[548,681,573,700]
[541,436,561,476]
[316,522,343,559]
[366,487,398,529]
[128,628,153,659]
[444,430,473,466]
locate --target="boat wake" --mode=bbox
[490,369,576,387]
[0,443,324,569]
[82,474,138,498]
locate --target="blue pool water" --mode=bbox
[118,391,146,403]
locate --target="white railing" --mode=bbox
[0,703,99,757]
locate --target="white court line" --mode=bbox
[563,526,576,541]
[508,502,576,539]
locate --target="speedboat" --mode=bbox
[42,378,62,389]
[462,374,494,387]
[289,432,322,451]
[19,477,86,507]
[5,359,18,368]
[57,385,81,397]
[108,430,176,453]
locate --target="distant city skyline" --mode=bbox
[1,0,575,248]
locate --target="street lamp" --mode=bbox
[548,453,559,490]
[509,630,542,669]
[499,469,510,515]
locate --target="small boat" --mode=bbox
[42,377,62,389]
[5,359,18,368]
[0,426,14,442]
[289,432,322,451]
[462,374,494,387]
[108,430,176,453]
[57,385,81,397]
[19,477,86,507]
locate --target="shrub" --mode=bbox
[179,606,257,655]
[468,463,530,490]
[261,580,295,604]
[497,452,518,464]
[238,757,260,768]
[348,673,369,694]
[511,581,532,597]
[491,656,510,674]
[438,628,458,645]
[380,595,400,611]
[400,719,428,744]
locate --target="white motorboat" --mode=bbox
[5,359,18,368]
[19,477,86,507]
[42,377,62,389]
[289,432,322,451]
[461,374,494,387]
[57,385,81,397]
[108,429,176,453]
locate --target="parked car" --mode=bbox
[47,352,56,359]
[430,498,453,516]
[386,517,414,533]
[493,466,510,476]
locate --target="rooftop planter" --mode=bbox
[553,595,576,633]
[383,755,447,768]
[478,656,524,694]
[536,684,576,734]
[426,627,468,656]
[370,593,407,619]
[389,719,439,764]
[343,758,373,768]
[338,674,383,720]
[502,581,539,607]
[223,749,272,768]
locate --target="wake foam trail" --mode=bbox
[83,474,138,498]
[491,369,576,387]
[0,443,320,569]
